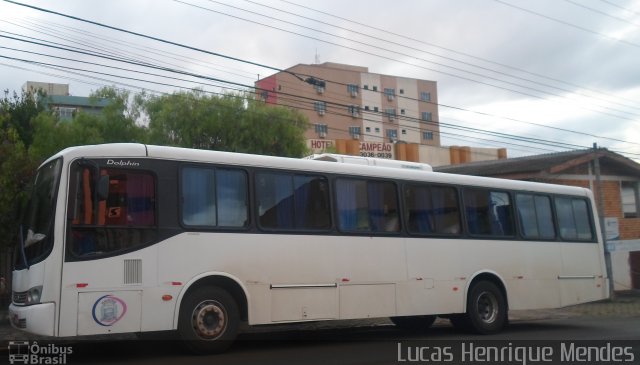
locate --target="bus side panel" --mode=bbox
[158,233,407,325]
[559,242,608,306]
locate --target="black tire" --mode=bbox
[178,286,240,354]
[390,315,437,331]
[465,281,507,334]
[448,314,471,331]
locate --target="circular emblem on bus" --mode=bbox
[92,295,127,326]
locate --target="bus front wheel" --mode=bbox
[178,286,240,354]
[464,281,507,334]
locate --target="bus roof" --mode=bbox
[49,143,592,198]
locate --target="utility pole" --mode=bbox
[593,143,614,298]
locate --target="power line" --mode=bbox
[0,52,570,156]
[278,0,640,108]
[598,0,640,17]
[7,52,640,159]
[3,0,639,151]
[563,0,640,28]
[174,0,640,121]
[493,0,640,48]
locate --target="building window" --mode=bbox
[372,86,378,92]
[422,131,433,140]
[364,105,370,111]
[348,105,360,117]
[399,89,404,95]
[55,107,76,120]
[314,101,326,115]
[314,80,325,94]
[386,129,398,140]
[421,112,432,122]
[401,129,407,135]
[375,127,380,133]
[400,109,405,115]
[384,88,395,101]
[315,123,328,137]
[420,92,431,102]
[347,84,359,96]
[385,108,396,120]
[349,126,361,139]
[365,127,371,132]
[374,106,379,112]
[622,181,639,218]
[363,85,369,90]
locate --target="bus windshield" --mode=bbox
[15,158,62,269]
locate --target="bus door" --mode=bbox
[60,161,157,336]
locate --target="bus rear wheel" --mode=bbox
[464,281,507,334]
[178,286,239,354]
[390,315,436,331]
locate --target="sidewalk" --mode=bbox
[2,291,639,345]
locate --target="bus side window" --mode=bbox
[336,179,399,233]
[464,188,514,236]
[405,185,461,235]
[555,197,593,241]
[256,172,330,231]
[67,164,157,259]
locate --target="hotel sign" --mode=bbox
[307,139,395,159]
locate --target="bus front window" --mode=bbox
[16,158,62,270]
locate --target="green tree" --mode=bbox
[144,90,309,157]
[0,91,42,273]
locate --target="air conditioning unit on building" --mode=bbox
[316,86,325,94]
[318,110,325,116]
[352,133,360,140]
[350,90,358,98]
[318,131,327,138]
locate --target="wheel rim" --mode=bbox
[475,291,498,324]
[191,300,227,340]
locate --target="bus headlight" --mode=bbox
[25,286,43,305]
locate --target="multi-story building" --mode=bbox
[255,62,441,159]
[22,81,110,121]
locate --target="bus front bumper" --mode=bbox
[9,302,55,336]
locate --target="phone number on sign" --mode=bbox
[360,152,392,159]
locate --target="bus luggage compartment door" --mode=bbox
[77,290,142,335]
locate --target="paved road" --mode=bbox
[3,293,640,364]
[5,316,637,365]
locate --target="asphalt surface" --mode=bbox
[1,291,639,364]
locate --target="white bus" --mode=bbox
[10,143,609,353]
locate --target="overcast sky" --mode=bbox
[1,0,639,161]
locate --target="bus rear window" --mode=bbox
[555,197,594,241]
[516,194,555,240]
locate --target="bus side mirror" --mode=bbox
[97,175,110,201]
